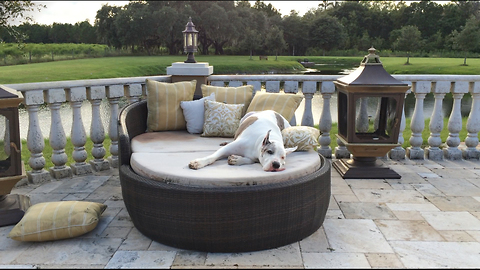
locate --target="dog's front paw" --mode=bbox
[227,155,240,165]
[189,160,204,170]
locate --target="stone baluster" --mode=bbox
[246,81,262,93]
[425,81,450,160]
[228,81,243,87]
[463,81,480,159]
[265,81,280,93]
[125,84,143,104]
[23,90,50,183]
[299,81,314,127]
[106,85,123,168]
[210,81,224,87]
[355,97,369,133]
[407,81,430,159]
[45,88,72,179]
[66,87,92,175]
[87,86,110,171]
[389,90,410,160]
[317,81,335,158]
[444,81,468,160]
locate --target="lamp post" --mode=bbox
[332,48,411,179]
[0,85,30,226]
[183,17,198,63]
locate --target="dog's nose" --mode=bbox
[272,161,280,169]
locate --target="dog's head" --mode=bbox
[259,130,296,172]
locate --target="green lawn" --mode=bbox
[1,55,479,84]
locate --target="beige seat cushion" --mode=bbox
[130,131,321,187]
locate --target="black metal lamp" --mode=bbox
[0,85,30,226]
[333,48,411,179]
[183,17,198,63]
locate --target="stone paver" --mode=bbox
[1,159,480,268]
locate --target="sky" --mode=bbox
[14,1,321,26]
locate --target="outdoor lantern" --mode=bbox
[0,85,30,226]
[333,48,411,179]
[183,17,198,63]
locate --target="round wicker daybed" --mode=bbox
[118,100,331,253]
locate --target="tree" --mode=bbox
[454,16,480,65]
[252,0,281,17]
[95,4,122,49]
[308,14,345,56]
[200,3,237,55]
[281,10,308,56]
[392,25,423,64]
[264,25,286,60]
[239,27,262,59]
[0,1,44,42]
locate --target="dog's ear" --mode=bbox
[285,146,297,155]
[262,130,272,146]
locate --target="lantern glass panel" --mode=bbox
[353,96,398,142]
[0,114,10,171]
[338,91,348,138]
[187,34,192,47]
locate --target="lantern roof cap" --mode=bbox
[336,47,408,86]
[183,17,198,33]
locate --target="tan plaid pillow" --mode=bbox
[8,201,107,242]
[282,126,320,151]
[201,84,253,115]
[146,79,196,132]
[201,99,244,138]
[246,92,303,122]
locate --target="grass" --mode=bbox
[1,55,480,84]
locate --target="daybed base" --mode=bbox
[118,100,331,252]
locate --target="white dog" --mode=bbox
[188,110,297,172]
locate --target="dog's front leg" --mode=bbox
[228,155,256,166]
[189,143,237,170]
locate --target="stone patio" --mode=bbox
[1,157,480,269]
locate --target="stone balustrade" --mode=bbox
[4,73,480,183]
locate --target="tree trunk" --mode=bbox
[249,50,252,60]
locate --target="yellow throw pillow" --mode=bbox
[8,201,107,242]
[201,84,253,115]
[146,79,196,132]
[282,126,320,151]
[246,92,303,121]
[201,99,244,138]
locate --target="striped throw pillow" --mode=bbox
[146,79,196,132]
[246,92,303,122]
[8,201,107,242]
[201,84,253,115]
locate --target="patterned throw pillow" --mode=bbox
[8,201,107,242]
[146,79,196,132]
[282,126,320,151]
[201,99,244,138]
[180,93,216,134]
[246,92,303,122]
[201,84,254,115]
